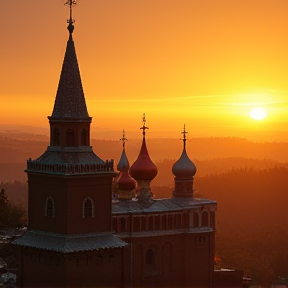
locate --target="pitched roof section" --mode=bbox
[50,35,90,120]
[13,230,127,253]
[112,197,217,215]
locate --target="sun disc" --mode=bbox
[249,107,266,120]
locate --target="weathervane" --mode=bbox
[65,0,77,34]
[120,129,128,149]
[140,113,149,137]
[181,124,188,149]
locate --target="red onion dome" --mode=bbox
[172,148,196,179]
[130,138,158,181]
[117,149,129,172]
[117,171,136,190]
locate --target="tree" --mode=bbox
[0,188,26,228]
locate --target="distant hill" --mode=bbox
[0,131,287,182]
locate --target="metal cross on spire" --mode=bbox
[65,0,77,34]
[140,113,149,137]
[181,124,188,149]
[120,129,128,149]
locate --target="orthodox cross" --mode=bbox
[181,124,188,149]
[120,129,128,149]
[140,113,149,137]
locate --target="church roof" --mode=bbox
[13,230,127,253]
[112,197,216,215]
[49,33,90,121]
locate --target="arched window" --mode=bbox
[81,129,87,146]
[45,197,55,218]
[82,198,94,218]
[53,128,60,146]
[145,245,158,275]
[146,249,155,266]
[210,211,216,228]
[193,212,199,228]
[66,129,74,146]
[201,211,209,227]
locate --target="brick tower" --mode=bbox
[14,2,126,287]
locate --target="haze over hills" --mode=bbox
[1,123,288,142]
[0,129,287,182]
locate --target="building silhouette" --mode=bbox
[13,3,243,288]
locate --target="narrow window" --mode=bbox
[120,218,126,232]
[45,197,55,218]
[81,129,87,146]
[83,198,94,218]
[201,211,209,227]
[53,128,60,146]
[193,212,199,228]
[146,249,155,266]
[66,129,74,146]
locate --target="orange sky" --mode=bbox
[0,0,287,141]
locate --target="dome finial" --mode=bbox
[140,113,149,137]
[181,124,188,150]
[120,129,128,149]
[65,0,77,35]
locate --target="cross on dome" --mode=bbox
[140,113,149,137]
[181,124,188,149]
[120,129,128,148]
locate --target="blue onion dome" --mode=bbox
[117,130,130,172]
[117,149,129,172]
[172,125,197,179]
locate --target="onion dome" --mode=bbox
[130,115,158,181]
[117,130,129,172]
[172,125,197,179]
[117,171,136,191]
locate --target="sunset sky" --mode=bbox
[0,0,287,141]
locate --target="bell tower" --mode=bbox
[14,2,126,287]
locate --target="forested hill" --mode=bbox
[1,132,287,182]
[1,131,288,163]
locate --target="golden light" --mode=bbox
[249,107,267,120]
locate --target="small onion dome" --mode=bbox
[130,138,158,181]
[172,148,196,179]
[117,149,129,172]
[117,171,136,190]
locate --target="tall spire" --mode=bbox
[49,0,90,121]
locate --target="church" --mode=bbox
[13,2,243,288]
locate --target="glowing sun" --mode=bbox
[249,107,267,120]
